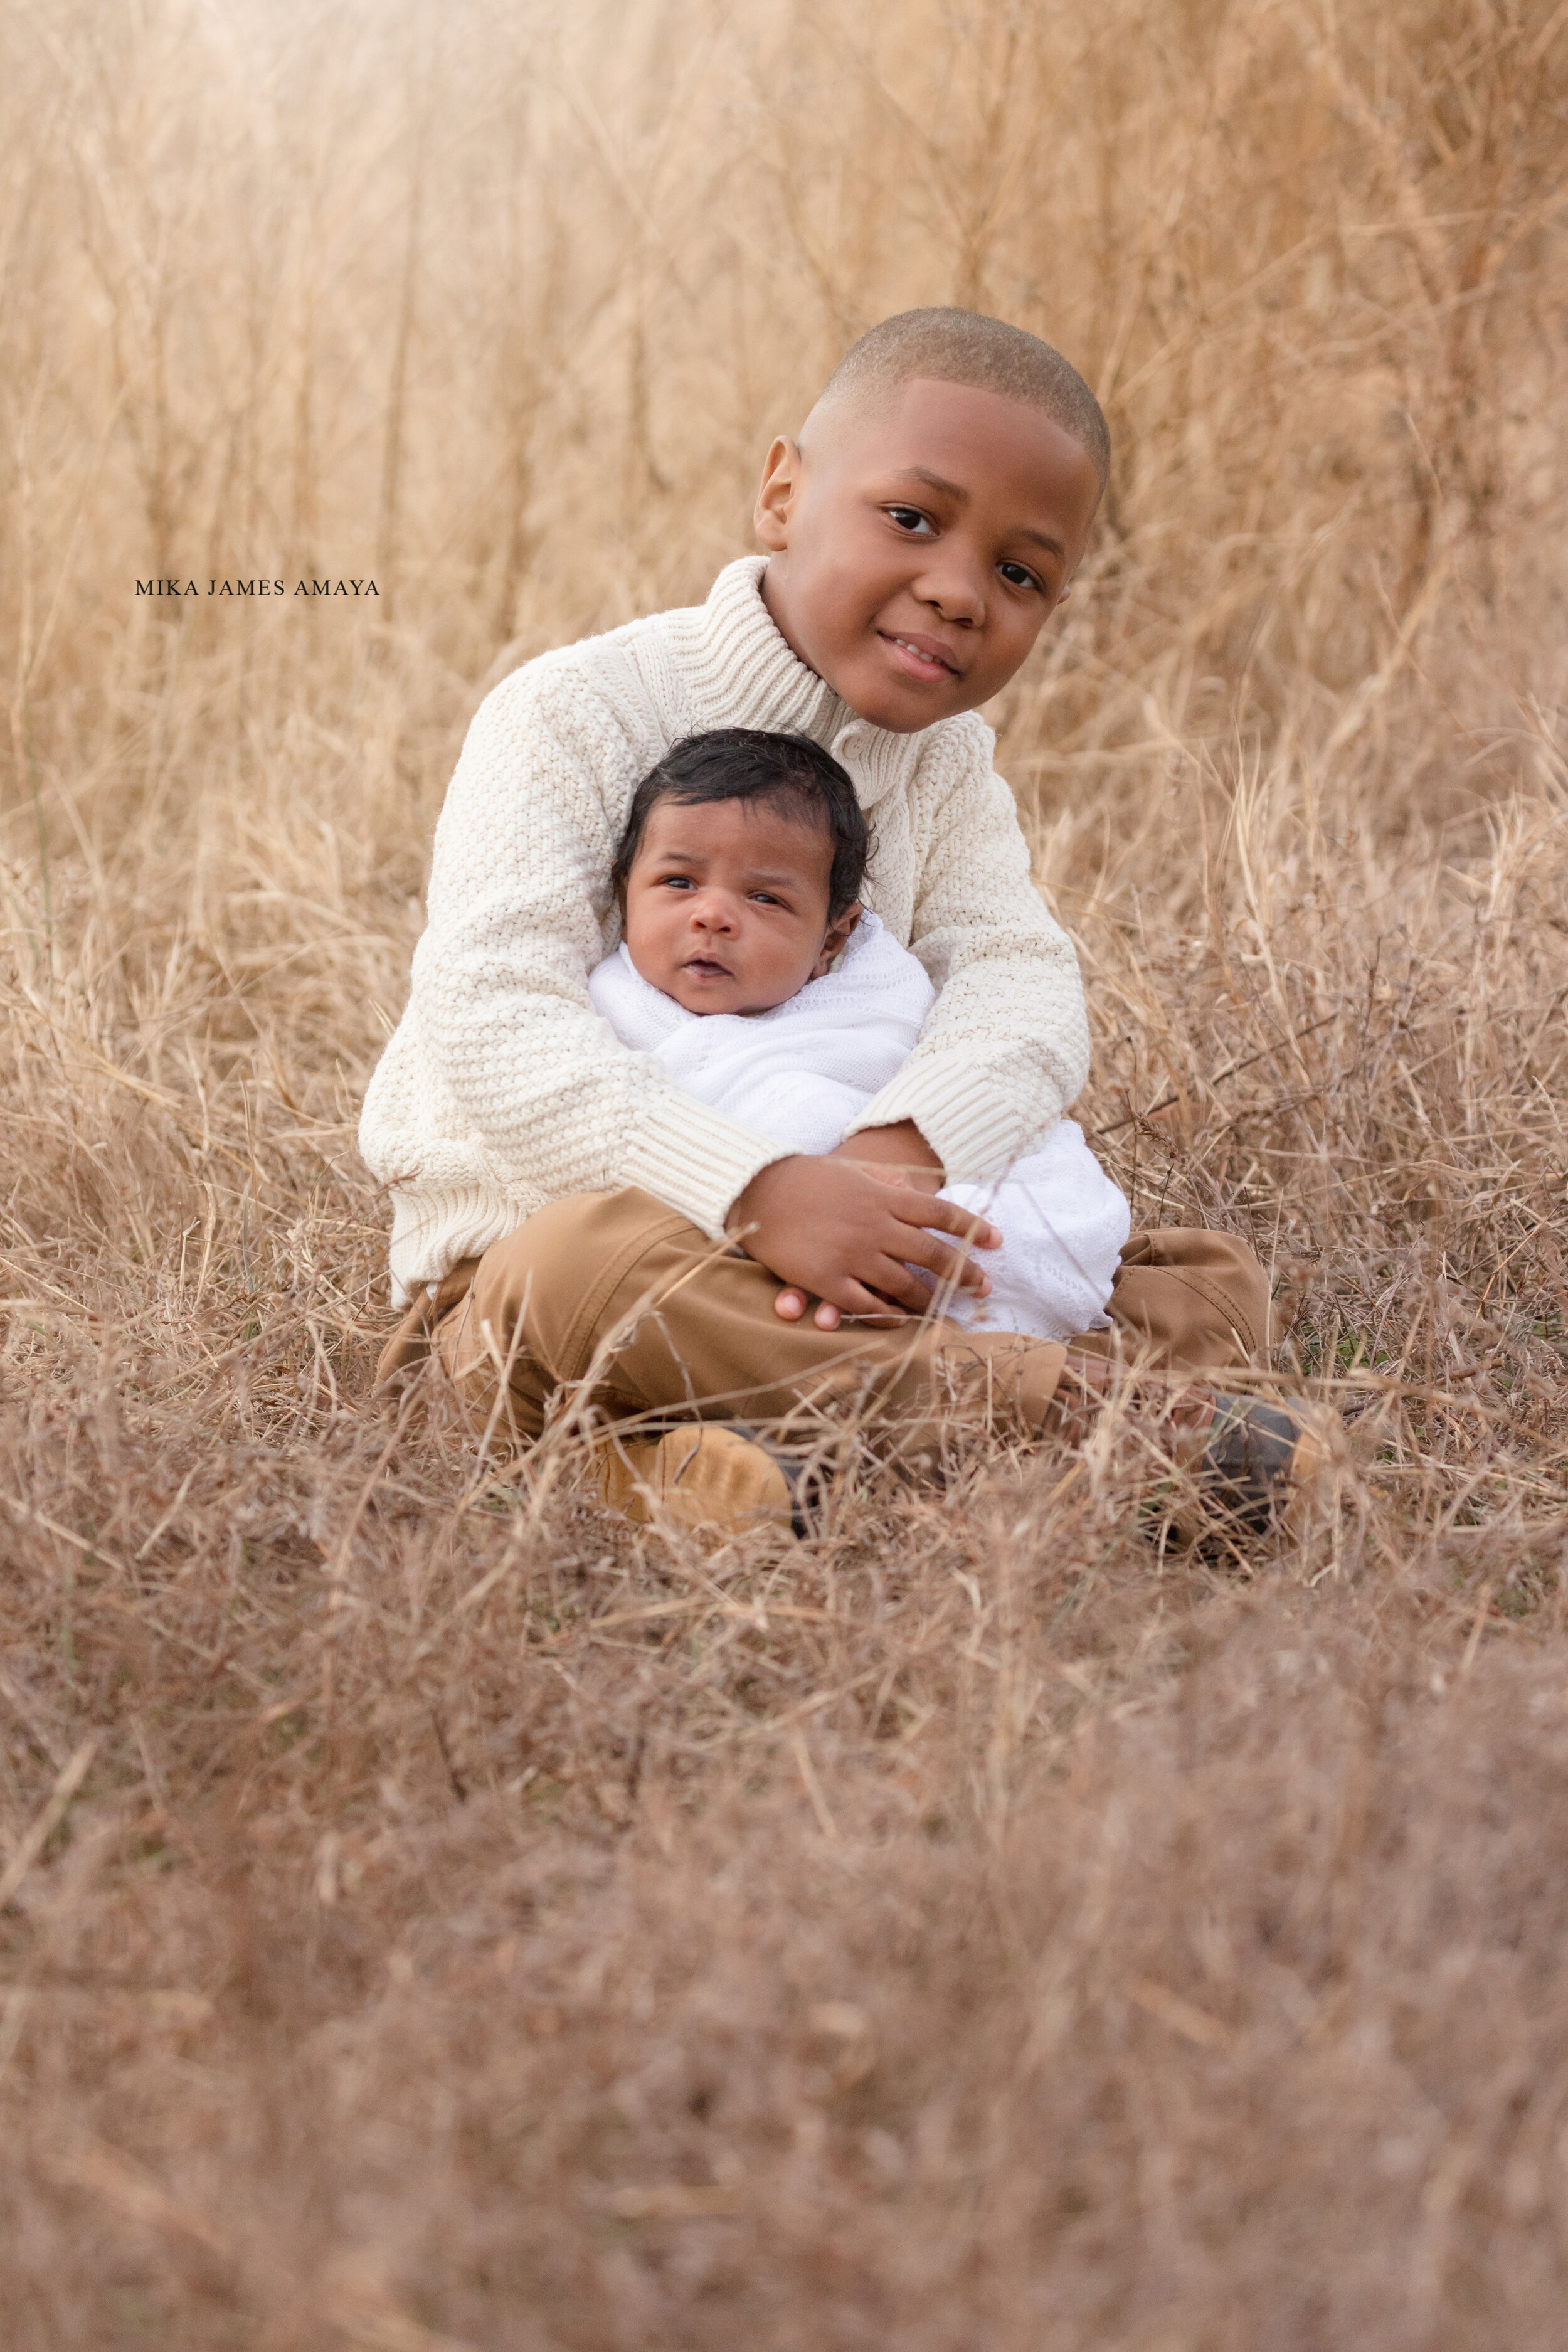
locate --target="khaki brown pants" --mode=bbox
[378,1187,1271,1467]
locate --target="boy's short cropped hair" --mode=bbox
[817,306,1110,489]
[611,729,871,921]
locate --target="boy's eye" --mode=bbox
[659,874,696,890]
[886,505,935,536]
[998,559,1043,592]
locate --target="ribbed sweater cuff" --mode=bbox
[845,1056,1061,1182]
[618,1098,794,1241]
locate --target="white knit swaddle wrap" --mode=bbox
[588,913,1130,1342]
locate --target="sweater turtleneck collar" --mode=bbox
[689,556,935,816]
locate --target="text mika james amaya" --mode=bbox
[136,579,379,598]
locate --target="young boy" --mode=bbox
[363,307,1314,1530]
[591,726,1132,1344]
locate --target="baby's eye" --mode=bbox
[998,559,1043,592]
[886,505,935,536]
[660,873,696,890]
[751,892,787,909]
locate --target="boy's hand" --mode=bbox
[828,1118,946,1192]
[728,1123,1000,1330]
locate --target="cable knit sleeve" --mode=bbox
[842,714,1090,1177]
[402,665,793,1239]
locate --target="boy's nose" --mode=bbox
[916,546,986,624]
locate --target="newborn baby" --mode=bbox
[590,728,1130,1341]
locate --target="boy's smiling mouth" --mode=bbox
[879,629,960,683]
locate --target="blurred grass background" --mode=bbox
[2,2,1567,2344]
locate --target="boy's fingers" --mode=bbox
[777,1291,842,1328]
[862,1256,948,1315]
[896,1225,992,1295]
[773,1287,846,1330]
[813,1271,911,1322]
[813,1247,975,1320]
[842,1284,910,1322]
[887,1192,1000,1249]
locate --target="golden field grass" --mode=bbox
[2,0,1567,2343]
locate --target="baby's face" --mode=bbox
[620,795,857,1017]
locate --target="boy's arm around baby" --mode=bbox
[358,664,796,1249]
[840,712,1090,1179]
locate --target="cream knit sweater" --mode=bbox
[359,556,1090,1300]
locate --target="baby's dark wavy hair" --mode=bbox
[610,729,871,921]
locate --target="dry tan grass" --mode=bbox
[3,0,1567,2343]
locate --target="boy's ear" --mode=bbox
[810,900,862,979]
[754,435,801,553]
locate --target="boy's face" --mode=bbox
[620,795,861,1017]
[754,376,1101,733]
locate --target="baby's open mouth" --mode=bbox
[682,956,733,979]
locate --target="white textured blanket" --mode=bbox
[588,914,1130,1341]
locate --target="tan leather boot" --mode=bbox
[589,1424,797,1535]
